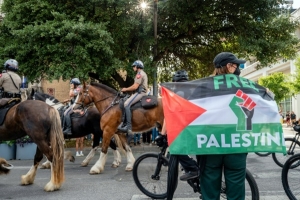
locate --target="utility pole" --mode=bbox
[153,0,158,96]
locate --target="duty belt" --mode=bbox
[2,92,21,98]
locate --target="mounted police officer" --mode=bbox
[118,60,148,136]
[0,59,22,99]
[62,78,82,135]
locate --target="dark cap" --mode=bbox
[213,52,246,68]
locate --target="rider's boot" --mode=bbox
[118,106,134,136]
[63,114,72,135]
[117,107,126,130]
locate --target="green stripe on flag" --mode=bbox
[169,123,286,155]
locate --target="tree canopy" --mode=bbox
[258,72,293,104]
[0,0,299,87]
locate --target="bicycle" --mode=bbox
[281,153,300,200]
[132,135,259,199]
[272,125,300,168]
[255,152,271,157]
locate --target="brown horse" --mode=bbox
[73,82,164,174]
[0,100,64,191]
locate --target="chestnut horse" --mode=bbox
[73,82,164,174]
[0,100,64,191]
[28,89,122,169]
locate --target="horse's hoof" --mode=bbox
[125,167,133,171]
[44,181,60,192]
[81,162,88,167]
[89,171,100,175]
[40,165,50,169]
[69,156,75,163]
[21,175,34,185]
[111,164,119,168]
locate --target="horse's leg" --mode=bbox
[110,137,121,168]
[112,150,121,168]
[21,146,43,185]
[64,151,75,163]
[118,134,135,171]
[81,147,98,167]
[89,130,112,174]
[41,151,74,169]
[89,151,107,174]
[81,133,100,167]
[40,158,51,169]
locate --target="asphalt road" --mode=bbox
[0,127,296,200]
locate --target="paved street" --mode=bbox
[0,127,297,200]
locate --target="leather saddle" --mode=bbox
[119,95,158,111]
[0,98,21,126]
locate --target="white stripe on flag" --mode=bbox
[189,94,280,125]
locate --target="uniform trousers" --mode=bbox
[200,153,247,200]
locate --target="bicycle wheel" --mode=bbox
[219,169,259,200]
[272,138,300,168]
[281,153,300,200]
[245,169,259,200]
[132,152,169,199]
[255,152,271,157]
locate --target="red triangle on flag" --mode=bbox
[161,87,206,145]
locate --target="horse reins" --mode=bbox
[78,85,120,117]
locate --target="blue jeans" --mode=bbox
[134,133,141,144]
[152,128,159,141]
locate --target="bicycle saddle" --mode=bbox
[293,125,300,132]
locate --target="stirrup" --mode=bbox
[118,122,126,131]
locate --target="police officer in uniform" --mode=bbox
[62,78,82,135]
[118,60,148,136]
[0,59,22,99]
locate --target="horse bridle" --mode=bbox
[77,85,119,116]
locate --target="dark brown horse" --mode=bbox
[73,82,164,174]
[0,100,64,191]
[28,89,122,169]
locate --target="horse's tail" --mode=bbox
[113,134,126,155]
[49,107,65,185]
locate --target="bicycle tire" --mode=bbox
[281,153,300,200]
[245,169,260,200]
[132,152,169,199]
[272,138,300,168]
[255,152,271,157]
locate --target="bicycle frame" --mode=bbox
[288,132,300,155]
[151,144,169,180]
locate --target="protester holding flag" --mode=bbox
[160,70,200,181]
[161,52,285,200]
[199,52,248,200]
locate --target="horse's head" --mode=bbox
[73,82,118,110]
[73,83,93,110]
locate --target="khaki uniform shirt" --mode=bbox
[134,70,148,92]
[0,71,21,93]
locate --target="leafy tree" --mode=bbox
[258,72,292,104]
[291,56,300,95]
[0,0,299,87]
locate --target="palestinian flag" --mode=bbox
[161,74,286,155]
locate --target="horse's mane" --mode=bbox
[35,92,60,103]
[90,82,118,94]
